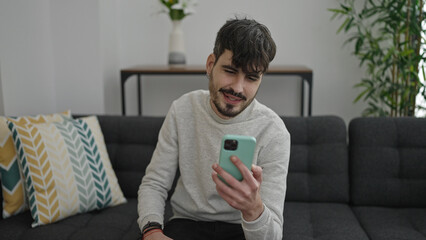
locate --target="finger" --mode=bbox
[212,170,241,205]
[212,165,246,200]
[251,165,263,184]
[215,185,243,209]
[213,162,256,201]
[230,156,253,181]
[211,169,228,189]
[213,175,246,209]
[212,163,240,187]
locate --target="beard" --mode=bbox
[208,72,256,118]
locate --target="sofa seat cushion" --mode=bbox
[353,207,426,240]
[283,202,369,240]
[0,199,140,240]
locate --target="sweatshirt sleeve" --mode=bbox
[242,125,291,240]
[137,104,179,231]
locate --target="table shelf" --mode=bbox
[121,65,313,116]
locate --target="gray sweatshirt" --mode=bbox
[137,90,290,240]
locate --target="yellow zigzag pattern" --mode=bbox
[0,118,19,170]
[37,123,79,218]
[14,123,60,225]
[1,111,71,219]
[1,117,27,218]
[6,114,126,227]
[0,118,12,148]
[0,136,16,170]
[2,183,25,216]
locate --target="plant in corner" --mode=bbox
[329,0,426,116]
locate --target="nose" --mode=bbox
[230,73,245,93]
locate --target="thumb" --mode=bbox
[251,165,263,183]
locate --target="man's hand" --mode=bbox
[211,156,264,221]
[143,231,173,240]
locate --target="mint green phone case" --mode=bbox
[219,134,256,181]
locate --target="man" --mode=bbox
[138,18,290,240]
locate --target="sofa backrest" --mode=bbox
[283,116,349,203]
[97,115,350,203]
[98,115,164,198]
[349,117,426,207]
[0,179,2,219]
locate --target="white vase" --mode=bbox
[168,20,186,65]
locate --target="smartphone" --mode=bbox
[219,134,256,181]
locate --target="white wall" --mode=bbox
[0,0,56,115]
[50,0,105,114]
[100,0,120,114]
[0,63,4,115]
[0,0,367,124]
[0,0,105,116]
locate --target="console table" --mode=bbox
[121,65,313,116]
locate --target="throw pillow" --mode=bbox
[7,116,126,227]
[0,111,71,219]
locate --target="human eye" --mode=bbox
[247,74,260,81]
[223,66,237,74]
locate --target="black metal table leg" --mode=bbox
[137,75,142,115]
[301,79,305,116]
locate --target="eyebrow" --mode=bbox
[222,65,238,72]
[222,65,261,78]
[247,72,261,79]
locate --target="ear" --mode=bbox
[206,53,216,75]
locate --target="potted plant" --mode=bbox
[329,0,426,116]
[158,0,198,65]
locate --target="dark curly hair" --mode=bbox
[213,18,276,74]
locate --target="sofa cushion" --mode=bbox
[283,202,369,240]
[99,115,350,203]
[0,111,71,219]
[97,116,164,198]
[283,116,349,203]
[7,116,126,227]
[0,198,139,240]
[352,207,426,240]
[349,117,426,207]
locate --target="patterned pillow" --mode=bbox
[7,116,126,227]
[0,111,71,219]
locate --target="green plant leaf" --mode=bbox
[354,87,370,103]
[328,8,348,14]
[329,0,424,116]
[337,17,352,33]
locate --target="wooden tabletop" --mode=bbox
[121,65,312,74]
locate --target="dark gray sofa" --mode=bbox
[0,115,425,240]
[349,117,426,240]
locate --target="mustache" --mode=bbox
[219,88,247,101]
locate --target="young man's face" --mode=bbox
[206,50,263,119]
